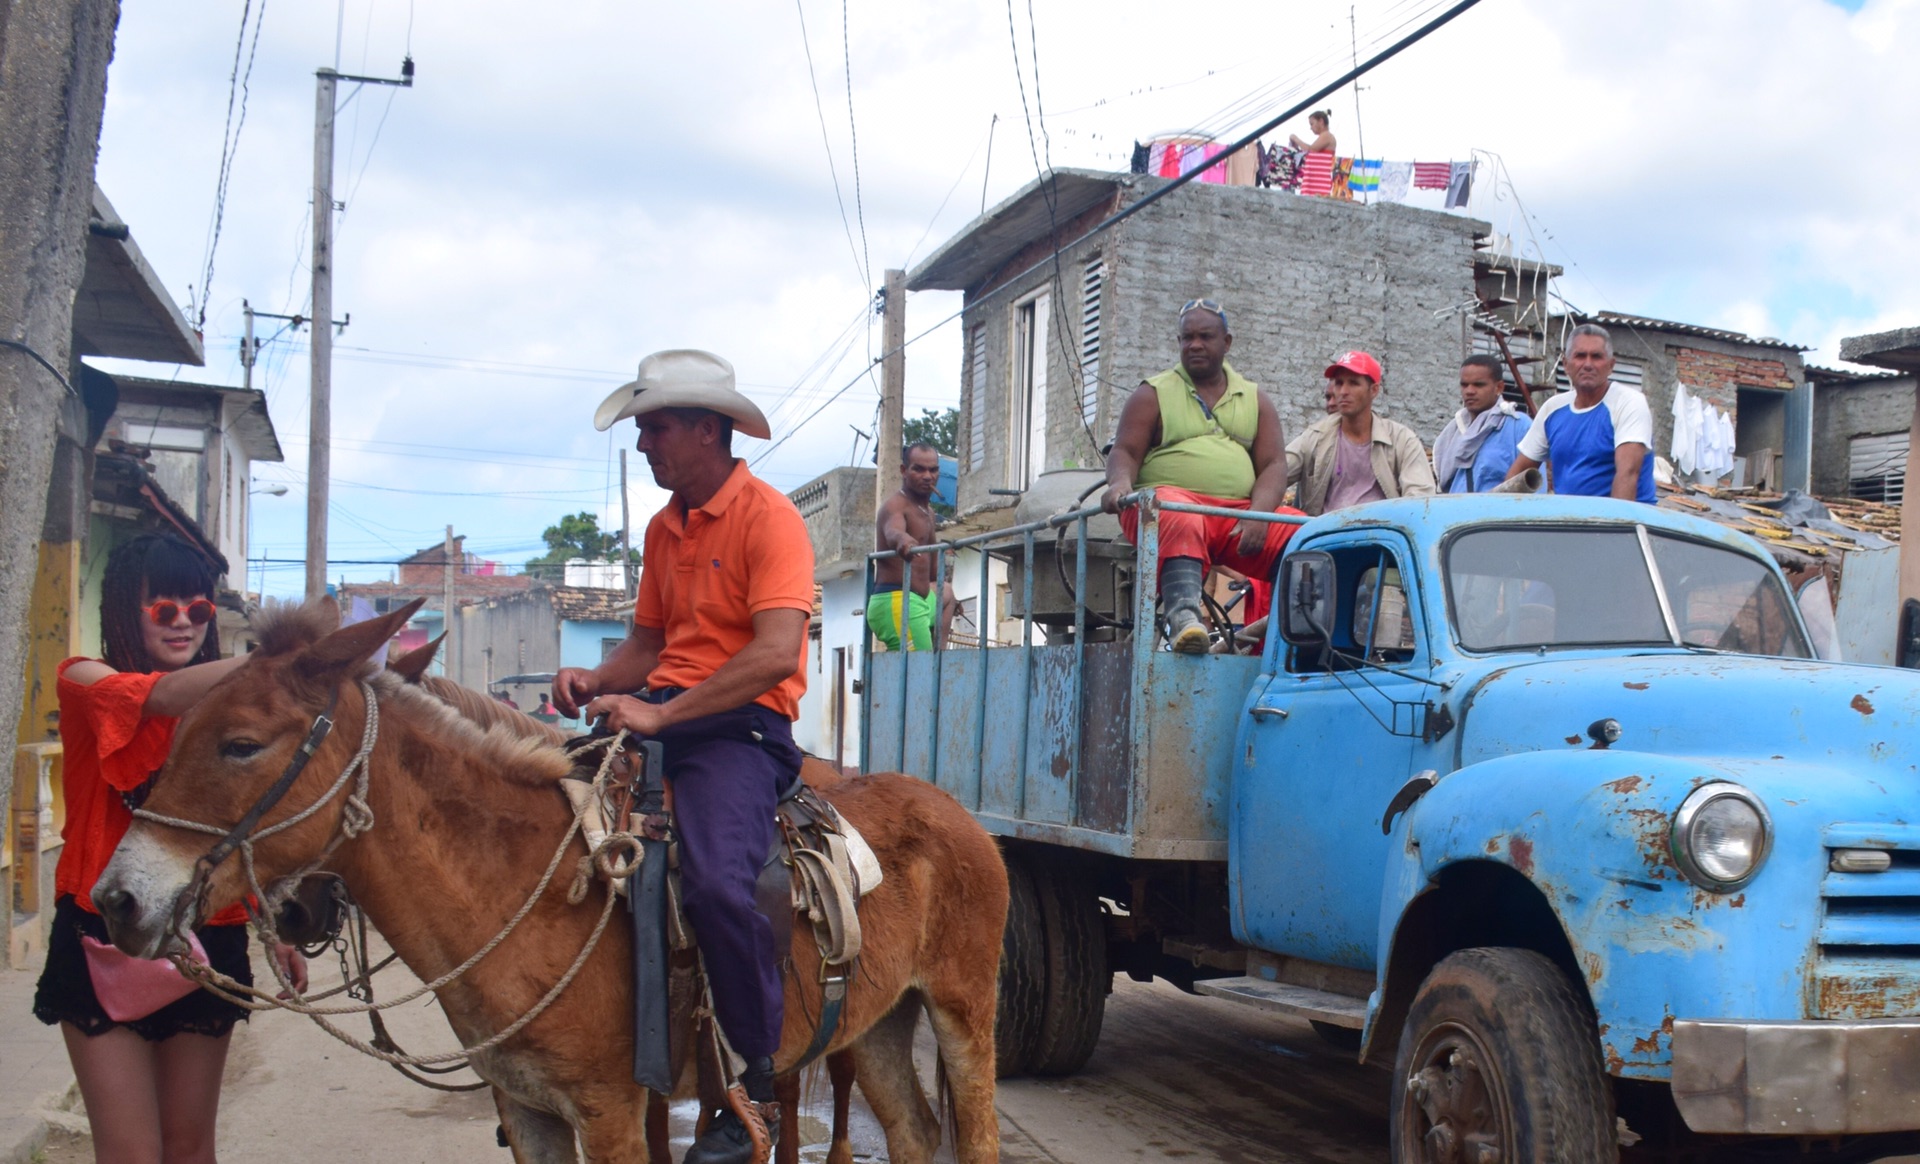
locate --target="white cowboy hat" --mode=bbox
[592,349,772,440]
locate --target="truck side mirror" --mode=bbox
[1279,551,1336,646]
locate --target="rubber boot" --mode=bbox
[1159,558,1210,655]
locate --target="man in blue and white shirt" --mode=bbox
[1506,323,1656,503]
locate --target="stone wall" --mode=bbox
[953,176,1487,514]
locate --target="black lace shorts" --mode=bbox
[32,896,254,1041]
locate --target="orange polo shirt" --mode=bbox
[635,459,815,720]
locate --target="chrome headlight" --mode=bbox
[1671,783,1772,892]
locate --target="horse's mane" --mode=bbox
[253,599,342,657]
[415,674,570,747]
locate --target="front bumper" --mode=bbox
[1672,1019,1920,1134]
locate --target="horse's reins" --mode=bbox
[134,685,641,1086]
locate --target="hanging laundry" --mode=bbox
[1130,141,1150,175]
[1412,162,1452,190]
[1200,142,1228,184]
[1330,156,1355,200]
[1260,144,1304,192]
[1444,161,1474,209]
[1349,158,1381,194]
[1158,142,1184,178]
[1297,152,1335,197]
[1671,385,1697,476]
[1224,141,1259,186]
[1376,161,1412,203]
[1180,145,1213,177]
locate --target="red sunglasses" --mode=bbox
[145,598,217,627]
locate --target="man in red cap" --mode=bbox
[1102,299,1299,653]
[1286,350,1437,515]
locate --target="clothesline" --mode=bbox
[1131,139,1476,207]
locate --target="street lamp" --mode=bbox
[248,483,291,599]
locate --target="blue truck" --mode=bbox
[863,484,1920,1163]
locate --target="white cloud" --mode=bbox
[90,0,1920,592]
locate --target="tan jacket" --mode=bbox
[1286,413,1438,516]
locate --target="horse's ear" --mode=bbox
[297,597,427,679]
[386,634,444,683]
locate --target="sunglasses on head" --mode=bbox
[1179,298,1229,333]
[145,598,217,627]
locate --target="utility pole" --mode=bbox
[305,57,413,599]
[619,449,635,599]
[442,525,456,678]
[0,0,122,966]
[240,302,309,394]
[875,268,907,521]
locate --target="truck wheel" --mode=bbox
[1026,864,1108,1076]
[1391,948,1615,1164]
[994,858,1046,1077]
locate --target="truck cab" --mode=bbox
[863,489,1920,1162]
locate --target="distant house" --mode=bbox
[443,584,632,719]
[1807,365,1917,503]
[908,168,1492,519]
[337,535,537,661]
[100,375,283,588]
[788,465,875,767]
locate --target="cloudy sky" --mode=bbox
[87,0,1917,597]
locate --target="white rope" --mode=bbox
[147,710,641,1073]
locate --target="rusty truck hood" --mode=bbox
[1452,653,1920,770]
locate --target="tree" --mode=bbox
[902,407,958,458]
[524,512,638,581]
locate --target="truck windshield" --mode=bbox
[1445,526,1810,658]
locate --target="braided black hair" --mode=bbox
[100,534,221,673]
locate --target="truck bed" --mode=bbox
[864,641,1258,860]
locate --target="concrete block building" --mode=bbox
[907,169,1492,519]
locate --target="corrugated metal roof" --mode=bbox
[906,169,1126,292]
[1805,364,1909,386]
[1584,311,1808,352]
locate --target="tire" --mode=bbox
[1391,947,1616,1164]
[1026,862,1108,1076]
[994,857,1046,1077]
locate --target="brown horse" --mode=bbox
[384,641,862,1164]
[94,600,1006,1164]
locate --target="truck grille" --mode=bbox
[1816,827,1920,1020]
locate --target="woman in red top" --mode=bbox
[32,534,306,1164]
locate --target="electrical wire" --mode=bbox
[196,0,267,331]
[793,0,866,287]
[841,0,871,288]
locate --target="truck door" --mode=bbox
[1232,534,1432,971]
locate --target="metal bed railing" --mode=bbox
[858,489,1308,798]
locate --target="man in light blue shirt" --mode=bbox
[1432,355,1532,493]
[1507,324,1656,503]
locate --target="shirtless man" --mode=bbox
[866,441,943,651]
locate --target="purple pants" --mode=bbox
[651,697,800,1060]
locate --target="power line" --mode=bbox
[793,0,865,287]
[841,0,870,287]
[196,0,267,330]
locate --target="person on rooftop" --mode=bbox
[1289,109,1336,154]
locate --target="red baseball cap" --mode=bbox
[1324,350,1383,383]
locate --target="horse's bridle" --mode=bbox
[134,681,381,939]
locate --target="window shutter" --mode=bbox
[967,325,988,471]
[1849,431,1909,504]
[1080,258,1105,431]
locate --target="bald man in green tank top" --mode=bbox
[1102,299,1302,653]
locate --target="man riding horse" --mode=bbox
[554,349,815,1164]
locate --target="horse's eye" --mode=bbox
[221,739,265,761]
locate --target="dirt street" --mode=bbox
[37,944,1391,1163]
